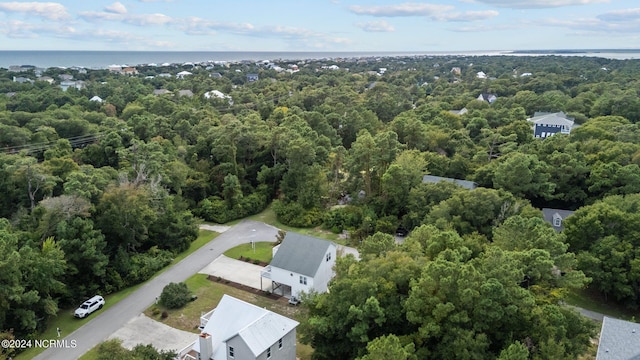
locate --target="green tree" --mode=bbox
[493,153,555,200]
[159,282,191,309]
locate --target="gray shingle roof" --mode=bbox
[541,208,575,231]
[270,232,334,277]
[422,175,477,190]
[596,316,640,359]
[528,112,576,127]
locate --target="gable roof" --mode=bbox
[596,316,640,359]
[528,112,575,127]
[270,232,334,277]
[233,312,296,356]
[195,295,298,359]
[541,208,574,231]
[422,175,477,190]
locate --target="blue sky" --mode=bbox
[0,0,638,51]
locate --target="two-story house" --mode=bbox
[179,295,299,360]
[261,232,337,299]
[527,111,578,138]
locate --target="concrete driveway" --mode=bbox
[198,255,266,290]
[108,314,195,353]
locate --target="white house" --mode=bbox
[89,95,103,103]
[261,232,337,298]
[176,71,193,79]
[178,295,298,360]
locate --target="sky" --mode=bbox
[0,0,639,52]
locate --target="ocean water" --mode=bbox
[0,51,447,69]
[0,50,639,70]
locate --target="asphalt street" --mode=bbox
[33,220,279,360]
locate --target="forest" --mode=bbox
[1,53,640,359]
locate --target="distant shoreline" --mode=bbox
[0,49,639,69]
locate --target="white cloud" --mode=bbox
[179,17,255,35]
[0,2,69,21]
[597,8,640,21]
[105,2,127,15]
[467,0,609,9]
[539,16,640,34]
[356,20,395,32]
[0,19,77,38]
[435,10,499,22]
[125,13,173,26]
[451,23,525,32]
[348,3,454,17]
[78,11,123,22]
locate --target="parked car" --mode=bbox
[74,295,105,318]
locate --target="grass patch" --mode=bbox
[565,287,638,321]
[247,203,345,244]
[143,274,312,359]
[17,228,219,360]
[224,242,274,263]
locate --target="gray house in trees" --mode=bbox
[422,175,477,190]
[541,208,574,232]
[527,112,577,138]
[596,316,640,359]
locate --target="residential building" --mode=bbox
[178,295,298,360]
[89,95,103,103]
[178,90,194,97]
[596,316,640,359]
[176,71,193,79]
[527,111,578,138]
[261,232,337,298]
[422,175,477,190]
[477,93,497,104]
[246,73,259,82]
[449,108,468,116]
[541,208,574,232]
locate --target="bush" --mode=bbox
[159,282,191,309]
[273,200,323,227]
[161,311,168,319]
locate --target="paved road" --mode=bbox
[34,220,279,360]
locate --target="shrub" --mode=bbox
[161,311,168,319]
[159,282,191,309]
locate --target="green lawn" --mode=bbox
[16,229,219,360]
[223,241,275,263]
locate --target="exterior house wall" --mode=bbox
[311,246,337,294]
[255,329,297,360]
[269,266,314,297]
[226,335,254,360]
[534,123,569,138]
[226,328,297,360]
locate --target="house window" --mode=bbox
[267,347,271,358]
[554,217,562,227]
[279,338,283,349]
[229,346,234,358]
[300,276,307,285]
[326,253,331,262]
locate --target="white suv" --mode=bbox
[74,295,105,318]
